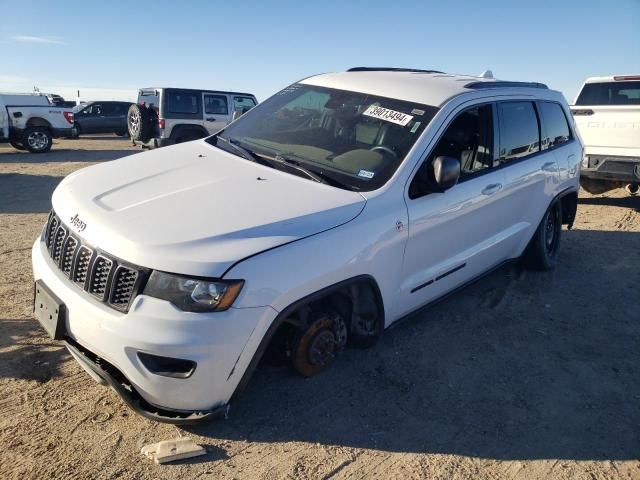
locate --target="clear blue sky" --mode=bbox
[1,0,639,103]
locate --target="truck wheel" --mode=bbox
[525,201,562,271]
[128,104,153,142]
[290,311,347,377]
[23,127,52,153]
[71,123,81,139]
[9,141,26,151]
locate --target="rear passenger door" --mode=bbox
[203,93,230,133]
[497,101,560,253]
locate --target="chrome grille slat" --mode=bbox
[43,211,145,312]
[88,255,113,299]
[61,236,78,276]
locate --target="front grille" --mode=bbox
[43,211,147,312]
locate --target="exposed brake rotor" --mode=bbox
[291,311,347,377]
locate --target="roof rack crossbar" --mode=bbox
[347,67,444,74]
[465,81,548,90]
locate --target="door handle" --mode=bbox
[481,183,502,195]
[206,117,216,122]
[541,161,556,172]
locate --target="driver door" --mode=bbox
[396,102,515,317]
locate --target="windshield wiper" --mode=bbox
[271,154,326,184]
[275,154,354,189]
[214,135,259,163]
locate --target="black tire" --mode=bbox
[127,104,154,142]
[71,122,81,138]
[22,127,52,153]
[9,141,26,151]
[525,201,562,271]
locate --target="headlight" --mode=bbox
[143,271,244,312]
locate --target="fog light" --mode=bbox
[137,352,196,378]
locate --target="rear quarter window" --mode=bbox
[167,92,200,114]
[539,102,571,148]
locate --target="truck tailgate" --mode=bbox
[571,106,640,154]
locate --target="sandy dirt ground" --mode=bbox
[0,137,639,479]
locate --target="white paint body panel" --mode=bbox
[33,71,582,413]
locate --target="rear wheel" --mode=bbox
[9,141,26,151]
[525,201,562,271]
[23,127,52,153]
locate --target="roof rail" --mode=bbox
[347,67,444,74]
[465,81,548,90]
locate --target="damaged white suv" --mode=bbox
[32,67,581,423]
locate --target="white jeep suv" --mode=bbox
[32,67,581,423]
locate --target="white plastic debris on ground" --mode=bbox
[141,437,206,464]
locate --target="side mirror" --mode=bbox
[432,156,460,191]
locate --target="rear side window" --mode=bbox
[204,94,228,115]
[497,102,540,162]
[167,91,199,114]
[576,81,640,105]
[539,102,571,148]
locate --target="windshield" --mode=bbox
[206,84,437,191]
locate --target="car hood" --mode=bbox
[52,140,366,277]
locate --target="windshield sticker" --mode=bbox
[410,121,421,133]
[363,105,414,126]
[411,108,426,116]
[358,169,375,179]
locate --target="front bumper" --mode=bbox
[581,154,640,183]
[32,238,278,421]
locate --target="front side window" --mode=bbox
[409,104,494,198]
[207,84,437,191]
[497,102,540,162]
[233,96,257,112]
[205,94,228,115]
[539,102,571,148]
[167,91,199,114]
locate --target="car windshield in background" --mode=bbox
[576,81,640,106]
[207,84,437,191]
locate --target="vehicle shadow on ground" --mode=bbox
[579,194,640,211]
[0,319,67,383]
[188,228,640,461]
[0,148,137,164]
[0,173,64,214]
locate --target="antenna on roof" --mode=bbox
[479,70,494,79]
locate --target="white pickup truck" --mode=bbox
[571,75,640,195]
[0,93,75,153]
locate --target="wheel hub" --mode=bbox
[27,131,48,150]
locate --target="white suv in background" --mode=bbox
[32,68,581,423]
